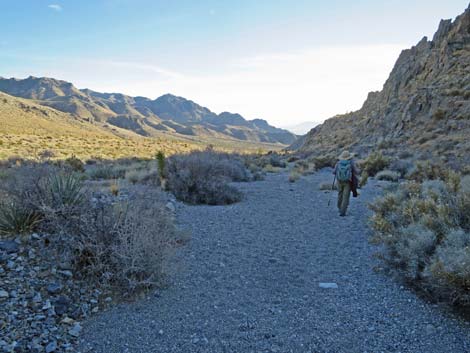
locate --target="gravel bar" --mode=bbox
[78,170,470,353]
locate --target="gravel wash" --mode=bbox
[78,171,470,353]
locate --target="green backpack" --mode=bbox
[336,160,352,182]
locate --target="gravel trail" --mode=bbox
[79,170,470,353]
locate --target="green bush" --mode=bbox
[311,154,336,169]
[361,152,391,176]
[369,175,470,306]
[64,155,85,173]
[406,161,451,183]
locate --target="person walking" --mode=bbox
[333,151,360,216]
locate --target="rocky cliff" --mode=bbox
[298,6,470,166]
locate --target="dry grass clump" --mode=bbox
[369,174,470,306]
[319,181,337,191]
[166,149,248,205]
[375,170,400,182]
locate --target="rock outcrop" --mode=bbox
[297,6,470,166]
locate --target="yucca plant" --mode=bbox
[40,172,85,213]
[0,201,41,236]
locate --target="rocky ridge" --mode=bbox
[297,6,470,166]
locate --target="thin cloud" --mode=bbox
[48,4,62,12]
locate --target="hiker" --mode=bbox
[333,151,360,216]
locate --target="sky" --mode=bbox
[0,0,468,129]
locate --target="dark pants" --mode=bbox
[337,181,351,216]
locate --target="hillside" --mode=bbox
[296,6,470,166]
[0,91,214,160]
[0,77,296,145]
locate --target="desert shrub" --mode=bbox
[264,164,283,173]
[57,195,178,291]
[406,161,451,183]
[64,155,85,173]
[287,155,300,163]
[311,154,336,169]
[389,159,413,178]
[252,171,265,181]
[359,171,369,188]
[432,109,446,121]
[86,164,127,180]
[369,175,470,306]
[0,163,180,294]
[378,139,394,149]
[398,150,413,159]
[267,153,287,168]
[361,152,391,176]
[375,170,400,182]
[125,167,159,185]
[166,150,246,205]
[462,165,470,176]
[293,160,316,175]
[288,171,301,183]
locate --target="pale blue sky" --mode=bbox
[1,1,468,127]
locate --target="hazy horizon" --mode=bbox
[1,0,468,127]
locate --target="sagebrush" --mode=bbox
[166,150,248,205]
[369,174,470,306]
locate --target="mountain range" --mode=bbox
[283,121,322,135]
[296,5,470,167]
[0,76,297,146]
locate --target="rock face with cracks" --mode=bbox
[298,6,470,167]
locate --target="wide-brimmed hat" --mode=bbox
[338,150,353,160]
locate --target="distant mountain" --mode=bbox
[0,76,296,145]
[283,121,322,135]
[294,6,470,167]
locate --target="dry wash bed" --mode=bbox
[78,170,470,353]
